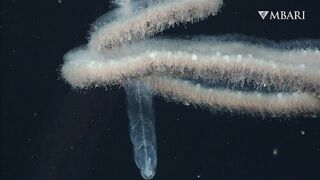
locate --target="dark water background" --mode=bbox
[1,0,320,179]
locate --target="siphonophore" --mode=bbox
[60,0,320,179]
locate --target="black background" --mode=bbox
[1,0,320,180]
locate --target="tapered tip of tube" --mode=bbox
[141,167,156,179]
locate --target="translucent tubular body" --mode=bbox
[125,80,157,179]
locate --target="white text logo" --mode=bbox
[258,11,305,20]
